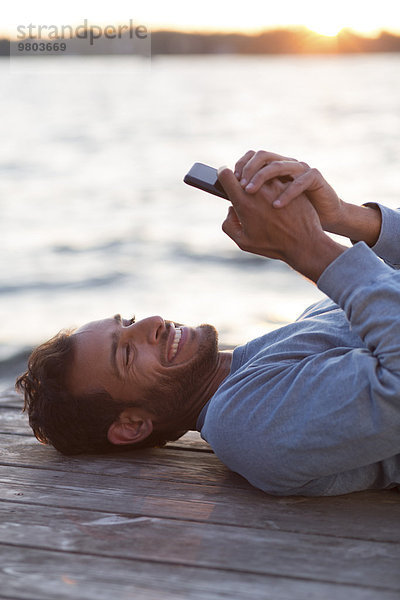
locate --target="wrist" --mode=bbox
[289,233,347,283]
[327,201,382,247]
[323,199,348,234]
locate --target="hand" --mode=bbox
[234,150,345,233]
[218,167,346,282]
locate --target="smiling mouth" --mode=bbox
[168,327,182,362]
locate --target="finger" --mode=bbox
[267,178,287,197]
[240,150,298,188]
[272,169,320,208]
[218,167,250,217]
[245,160,309,194]
[222,205,243,244]
[234,150,255,180]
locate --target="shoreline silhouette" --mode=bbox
[1,27,400,56]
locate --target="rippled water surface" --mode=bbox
[1,54,399,383]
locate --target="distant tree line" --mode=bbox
[1,27,400,57]
[150,28,400,54]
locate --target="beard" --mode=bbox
[141,324,219,427]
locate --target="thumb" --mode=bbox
[218,166,247,212]
[222,205,243,244]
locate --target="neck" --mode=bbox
[178,350,232,431]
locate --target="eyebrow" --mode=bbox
[110,315,123,380]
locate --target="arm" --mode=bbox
[217,165,400,495]
[214,244,400,496]
[330,201,381,246]
[218,167,347,283]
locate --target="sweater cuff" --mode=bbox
[367,203,400,268]
[317,241,390,304]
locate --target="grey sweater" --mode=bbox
[197,204,400,496]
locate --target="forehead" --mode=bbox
[72,316,117,368]
[69,318,116,394]
[75,317,114,335]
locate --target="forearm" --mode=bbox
[287,233,348,284]
[325,201,382,247]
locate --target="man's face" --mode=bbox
[68,314,219,425]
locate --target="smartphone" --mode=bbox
[184,162,229,200]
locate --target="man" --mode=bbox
[16,150,400,496]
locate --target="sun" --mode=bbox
[307,21,344,37]
[310,26,342,37]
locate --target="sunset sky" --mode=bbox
[1,0,399,38]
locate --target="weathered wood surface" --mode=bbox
[0,500,399,588]
[0,435,399,542]
[0,390,399,599]
[2,545,399,600]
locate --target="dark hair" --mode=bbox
[15,330,187,455]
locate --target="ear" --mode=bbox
[107,408,153,446]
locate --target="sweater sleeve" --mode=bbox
[263,245,400,495]
[202,234,400,497]
[245,243,400,496]
[318,241,400,376]
[364,203,400,269]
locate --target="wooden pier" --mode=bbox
[0,389,399,599]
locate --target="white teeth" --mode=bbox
[170,328,182,360]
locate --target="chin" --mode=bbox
[177,323,218,376]
[199,323,218,349]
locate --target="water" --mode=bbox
[1,54,399,387]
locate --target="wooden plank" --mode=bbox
[0,460,398,543]
[0,389,23,409]
[0,434,237,487]
[0,543,398,600]
[0,435,399,543]
[0,501,399,589]
[0,408,31,435]
[167,430,212,452]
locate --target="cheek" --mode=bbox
[132,354,164,389]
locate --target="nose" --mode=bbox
[122,316,166,345]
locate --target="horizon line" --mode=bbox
[1,24,400,41]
